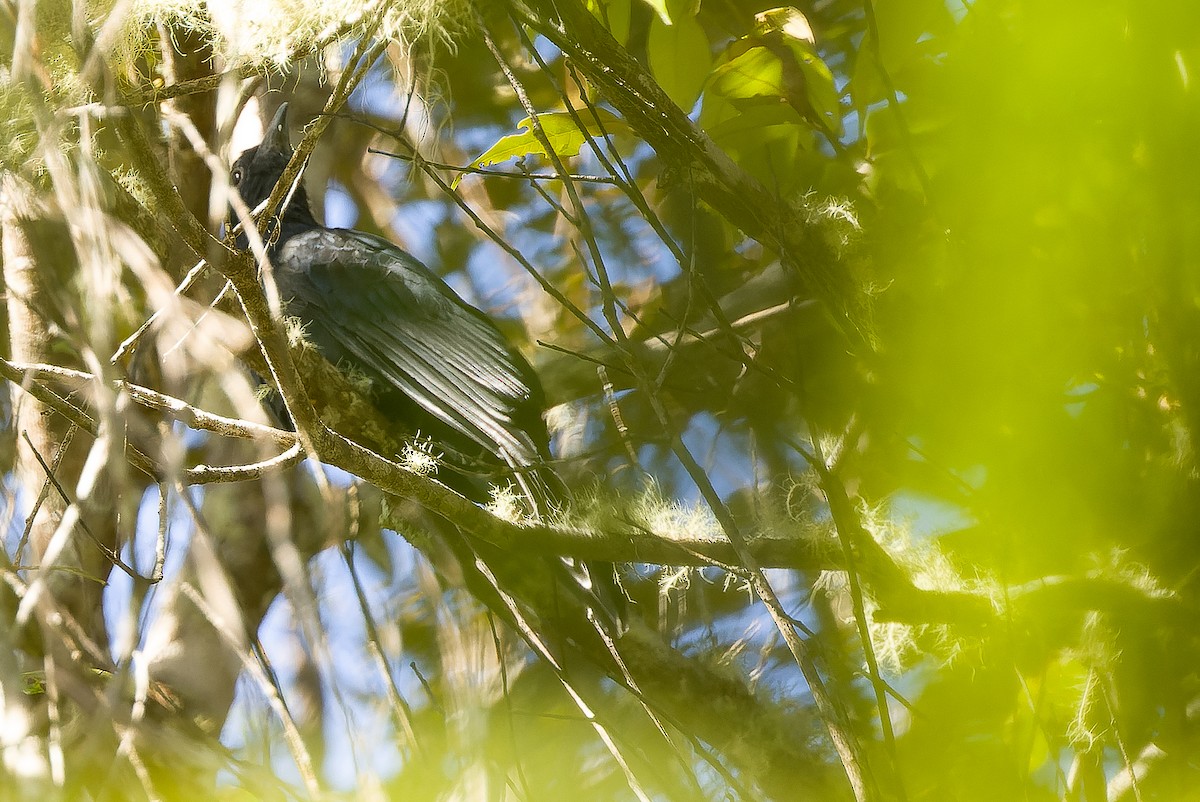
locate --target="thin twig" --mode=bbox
[467,553,654,802]
[861,0,933,200]
[110,256,213,364]
[483,27,625,344]
[175,486,323,798]
[15,425,77,564]
[8,360,296,445]
[187,442,305,484]
[20,431,149,583]
[807,432,905,800]
[366,146,619,183]
[339,541,427,762]
[221,36,391,509]
[0,367,101,464]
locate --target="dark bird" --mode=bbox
[231,103,560,511]
[230,103,623,624]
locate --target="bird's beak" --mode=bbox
[261,102,292,156]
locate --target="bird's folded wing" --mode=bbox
[283,229,544,469]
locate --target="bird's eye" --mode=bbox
[231,168,243,185]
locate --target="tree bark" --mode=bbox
[1,175,114,652]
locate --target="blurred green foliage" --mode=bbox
[569,0,1200,797]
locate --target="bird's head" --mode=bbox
[229,102,317,248]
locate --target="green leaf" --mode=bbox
[707,46,785,108]
[639,0,672,24]
[587,0,633,44]
[703,32,842,138]
[705,102,806,141]
[648,12,712,111]
[850,31,888,108]
[791,40,843,137]
[753,6,815,43]
[458,110,632,189]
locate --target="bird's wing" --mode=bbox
[276,229,547,471]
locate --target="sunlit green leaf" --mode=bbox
[705,102,806,140]
[753,6,815,43]
[459,110,633,188]
[648,12,712,110]
[707,46,784,106]
[702,25,842,139]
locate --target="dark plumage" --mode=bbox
[231,104,560,512]
[230,103,625,627]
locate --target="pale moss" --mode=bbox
[0,73,36,171]
[1092,548,1172,599]
[400,435,441,477]
[868,508,970,598]
[251,381,278,403]
[1060,613,1136,751]
[797,190,862,253]
[817,197,861,233]
[110,165,155,210]
[486,484,525,524]
[720,570,754,599]
[817,498,987,672]
[329,359,377,397]
[2,11,94,173]
[630,487,722,542]
[104,0,475,76]
[659,566,691,593]
[555,482,724,544]
[283,314,312,349]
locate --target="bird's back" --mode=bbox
[273,228,561,511]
